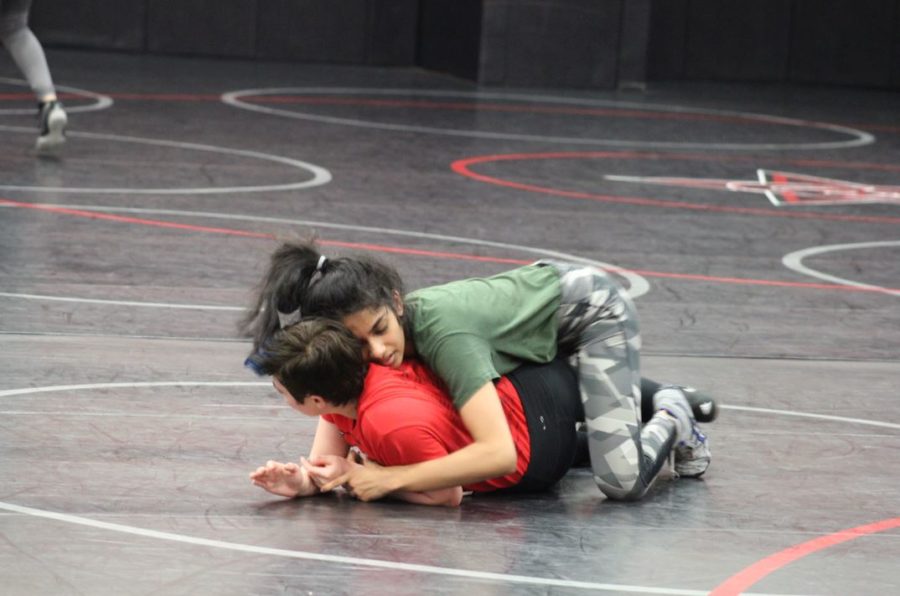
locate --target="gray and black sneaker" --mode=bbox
[654,386,712,478]
[673,424,711,478]
[36,100,67,153]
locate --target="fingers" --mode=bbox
[250,460,294,482]
[320,472,351,493]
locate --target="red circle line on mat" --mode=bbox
[2,198,899,295]
[451,151,900,225]
[710,516,900,595]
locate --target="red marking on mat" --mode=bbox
[770,173,797,203]
[710,516,900,596]
[0,199,528,266]
[451,151,900,225]
[3,198,899,295]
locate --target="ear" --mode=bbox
[307,395,325,409]
[392,289,404,317]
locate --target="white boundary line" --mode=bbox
[0,291,242,310]
[0,128,331,194]
[782,241,900,296]
[0,78,113,114]
[221,87,874,151]
[0,204,651,302]
[0,501,712,595]
[0,382,887,594]
[0,381,266,398]
[721,405,900,431]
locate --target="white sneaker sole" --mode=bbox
[36,109,68,153]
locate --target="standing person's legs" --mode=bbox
[0,0,67,150]
[548,262,695,500]
[0,0,55,99]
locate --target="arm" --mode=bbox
[305,454,465,507]
[249,460,319,498]
[320,381,517,499]
[393,487,464,507]
[250,417,349,499]
[309,417,351,459]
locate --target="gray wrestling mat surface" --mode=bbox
[1,50,898,595]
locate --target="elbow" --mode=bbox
[445,487,464,507]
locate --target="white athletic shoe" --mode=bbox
[655,386,711,478]
[673,425,711,478]
[36,100,67,153]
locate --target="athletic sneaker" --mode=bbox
[673,425,711,478]
[654,386,711,478]
[36,100,67,153]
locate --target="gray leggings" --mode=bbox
[545,261,676,501]
[0,0,56,99]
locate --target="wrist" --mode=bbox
[298,468,320,497]
[386,466,412,493]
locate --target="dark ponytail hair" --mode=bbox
[240,239,406,356]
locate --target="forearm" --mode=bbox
[384,381,518,492]
[393,487,464,507]
[387,439,516,493]
[308,417,350,459]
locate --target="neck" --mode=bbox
[327,401,358,419]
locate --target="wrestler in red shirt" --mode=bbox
[250,319,584,507]
[323,361,531,493]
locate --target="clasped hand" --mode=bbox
[251,451,394,502]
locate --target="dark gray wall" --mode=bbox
[30,0,419,66]
[418,0,483,81]
[29,0,638,89]
[478,0,625,89]
[648,0,900,88]
[28,0,900,89]
[30,0,146,51]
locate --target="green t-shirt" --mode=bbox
[406,264,562,409]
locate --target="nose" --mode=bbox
[367,338,387,361]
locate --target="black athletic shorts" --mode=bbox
[502,358,584,493]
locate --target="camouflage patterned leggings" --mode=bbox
[544,261,676,500]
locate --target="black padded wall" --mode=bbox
[256,0,418,65]
[647,0,688,79]
[30,0,417,66]
[256,0,369,63]
[368,0,420,65]
[418,0,483,81]
[30,0,146,51]
[685,0,791,82]
[790,0,896,87]
[147,0,258,58]
[479,0,622,89]
[649,0,900,89]
[618,0,653,89]
[894,5,900,86]
[29,0,900,89]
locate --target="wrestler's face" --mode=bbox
[273,377,320,417]
[342,294,407,368]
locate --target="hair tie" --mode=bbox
[277,307,301,329]
[308,255,328,288]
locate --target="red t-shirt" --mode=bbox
[323,361,530,492]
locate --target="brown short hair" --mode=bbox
[256,318,367,407]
